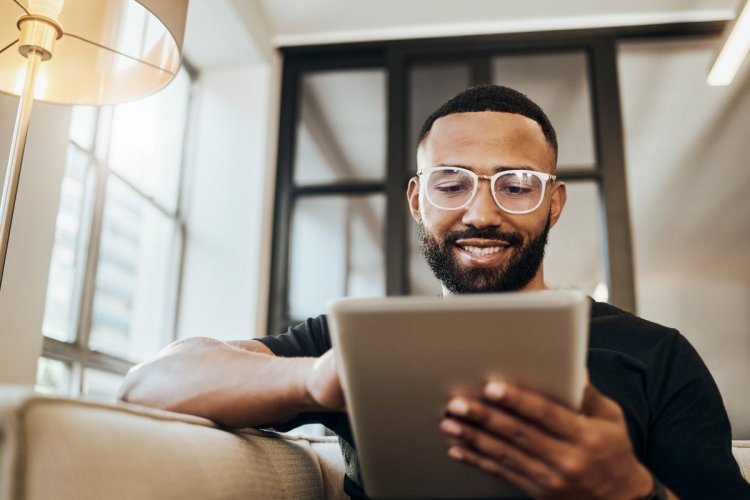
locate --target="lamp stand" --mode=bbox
[0,49,42,288]
[0,11,63,289]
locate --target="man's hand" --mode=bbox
[439,381,658,500]
[305,349,346,412]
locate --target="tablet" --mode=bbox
[327,290,590,499]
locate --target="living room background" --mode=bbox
[0,0,747,439]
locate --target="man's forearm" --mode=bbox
[118,337,319,428]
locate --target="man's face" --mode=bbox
[407,111,567,294]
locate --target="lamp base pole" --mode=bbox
[0,49,42,289]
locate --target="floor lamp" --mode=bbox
[708,0,750,86]
[0,0,188,288]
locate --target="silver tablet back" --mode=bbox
[328,290,589,499]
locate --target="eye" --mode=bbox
[497,184,533,196]
[435,182,472,194]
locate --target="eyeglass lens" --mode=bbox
[425,169,545,212]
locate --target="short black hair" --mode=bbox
[417,84,558,165]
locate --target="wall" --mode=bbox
[619,38,750,438]
[0,96,69,384]
[176,64,272,341]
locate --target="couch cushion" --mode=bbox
[0,387,347,500]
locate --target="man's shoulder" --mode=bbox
[587,300,711,409]
[588,300,685,360]
[591,300,678,335]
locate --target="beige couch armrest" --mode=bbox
[0,386,347,500]
[734,441,750,482]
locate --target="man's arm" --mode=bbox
[118,337,344,428]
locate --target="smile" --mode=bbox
[453,240,513,267]
[461,245,503,256]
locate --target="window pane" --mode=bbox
[35,357,71,396]
[492,52,596,170]
[68,106,97,150]
[409,63,472,173]
[289,195,386,319]
[88,176,179,362]
[294,69,386,185]
[82,368,125,403]
[107,67,190,213]
[42,145,94,342]
[545,181,607,298]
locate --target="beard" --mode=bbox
[418,216,551,294]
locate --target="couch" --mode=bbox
[1,386,748,500]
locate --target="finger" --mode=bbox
[447,444,545,498]
[481,381,582,439]
[444,397,573,463]
[440,417,556,483]
[580,384,623,421]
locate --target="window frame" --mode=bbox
[39,60,199,395]
[269,22,725,336]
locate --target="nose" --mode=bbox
[461,178,505,229]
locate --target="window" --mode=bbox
[284,65,388,324]
[36,66,195,402]
[269,33,645,334]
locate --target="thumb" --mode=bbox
[581,383,622,420]
[311,350,346,412]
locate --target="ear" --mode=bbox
[406,176,422,223]
[548,181,567,229]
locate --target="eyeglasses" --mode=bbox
[418,166,556,214]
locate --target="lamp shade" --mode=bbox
[0,0,188,105]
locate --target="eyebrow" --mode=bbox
[435,164,540,173]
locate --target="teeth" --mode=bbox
[463,245,502,255]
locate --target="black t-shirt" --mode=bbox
[257,300,750,499]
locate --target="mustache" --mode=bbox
[443,227,523,247]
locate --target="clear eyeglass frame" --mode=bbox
[418,166,557,214]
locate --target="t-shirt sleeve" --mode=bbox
[645,332,750,499]
[256,315,332,358]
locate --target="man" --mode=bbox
[119,85,749,499]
